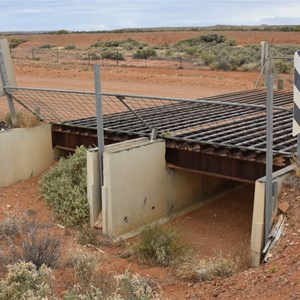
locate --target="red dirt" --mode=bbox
[3,31,300,48]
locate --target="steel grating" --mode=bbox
[5,86,296,163]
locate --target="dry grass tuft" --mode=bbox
[4,110,40,128]
[176,252,240,282]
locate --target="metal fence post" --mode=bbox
[94,64,105,187]
[265,74,273,243]
[0,39,16,124]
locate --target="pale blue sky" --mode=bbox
[1,0,300,32]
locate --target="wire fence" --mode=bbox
[10,48,194,69]
[4,86,296,155]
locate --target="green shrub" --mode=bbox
[101,50,124,60]
[184,47,198,56]
[90,38,147,50]
[56,29,70,34]
[274,60,292,74]
[135,224,186,267]
[0,261,53,300]
[82,52,101,60]
[64,44,76,50]
[133,48,157,59]
[201,51,217,65]
[200,34,227,44]
[9,39,27,49]
[39,146,89,227]
[40,44,57,49]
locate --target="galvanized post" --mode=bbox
[265,74,273,243]
[94,64,105,187]
[261,41,269,81]
[0,42,16,124]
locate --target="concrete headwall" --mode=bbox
[102,138,166,237]
[0,124,54,187]
[250,164,295,267]
[99,137,236,237]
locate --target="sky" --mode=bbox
[1,0,300,32]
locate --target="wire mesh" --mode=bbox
[4,86,296,155]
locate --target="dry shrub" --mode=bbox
[68,250,102,285]
[4,110,40,128]
[0,209,23,239]
[9,224,60,269]
[77,226,101,247]
[63,284,104,299]
[115,269,160,300]
[285,156,300,190]
[176,252,239,282]
[135,224,186,267]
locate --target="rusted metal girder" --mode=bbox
[52,124,139,151]
[52,123,285,183]
[166,148,281,184]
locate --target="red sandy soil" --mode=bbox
[0,32,299,299]
[2,31,300,48]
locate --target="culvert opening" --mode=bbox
[168,178,255,266]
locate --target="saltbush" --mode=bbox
[0,261,53,300]
[39,146,89,227]
[9,38,27,49]
[101,50,124,60]
[133,48,157,59]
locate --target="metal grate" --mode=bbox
[5,86,296,155]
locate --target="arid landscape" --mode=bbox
[0,30,299,299]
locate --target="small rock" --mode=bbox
[278,202,289,214]
[6,204,12,208]
[291,232,298,236]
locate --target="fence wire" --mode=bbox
[4,86,296,155]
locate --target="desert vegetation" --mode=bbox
[6,31,299,74]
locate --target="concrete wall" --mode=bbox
[166,168,235,215]
[102,138,166,237]
[0,124,54,187]
[250,164,295,267]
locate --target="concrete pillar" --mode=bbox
[87,148,101,227]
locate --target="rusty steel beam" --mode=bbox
[166,148,281,183]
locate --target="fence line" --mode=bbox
[10,48,195,69]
